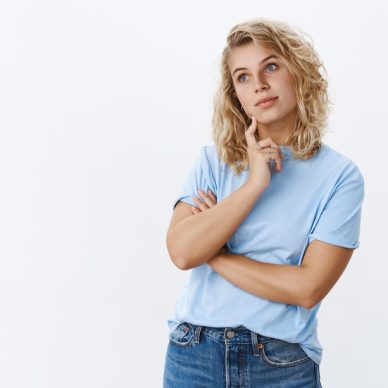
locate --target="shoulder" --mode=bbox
[319,143,364,183]
[199,144,222,169]
[202,143,218,159]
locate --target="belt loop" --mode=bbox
[193,325,203,344]
[250,330,260,356]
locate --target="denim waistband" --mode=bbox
[192,324,277,345]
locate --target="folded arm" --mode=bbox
[166,183,265,270]
[208,239,354,309]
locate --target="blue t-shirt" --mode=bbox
[167,143,364,365]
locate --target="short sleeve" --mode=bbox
[307,163,365,249]
[172,146,217,211]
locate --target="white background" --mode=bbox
[0,0,387,387]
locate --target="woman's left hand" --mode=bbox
[191,189,217,214]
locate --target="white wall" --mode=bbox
[0,0,386,387]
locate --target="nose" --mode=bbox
[254,74,269,93]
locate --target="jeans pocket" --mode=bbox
[169,322,196,348]
[260,338,310,368]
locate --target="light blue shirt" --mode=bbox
[167,143,364,364]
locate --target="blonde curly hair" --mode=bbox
[212,18,331,175]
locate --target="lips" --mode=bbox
[255,96,278,106]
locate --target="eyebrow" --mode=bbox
[232,54,278,77]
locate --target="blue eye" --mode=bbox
[238,74,248,83]
[266,63,278,72]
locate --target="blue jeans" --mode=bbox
[163,322,322,387]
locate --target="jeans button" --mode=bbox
[226,330,235,338]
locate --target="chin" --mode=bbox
[254,114,281,125]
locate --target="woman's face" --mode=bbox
[228,42,298,129]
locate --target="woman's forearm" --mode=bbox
[207,252,310,308]
[167,183,265,270]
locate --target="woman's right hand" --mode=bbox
[244,115,284,190]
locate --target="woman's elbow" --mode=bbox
[166,235,191,270]
[170,255,191,270]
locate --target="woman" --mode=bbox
[163,18,364,387]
